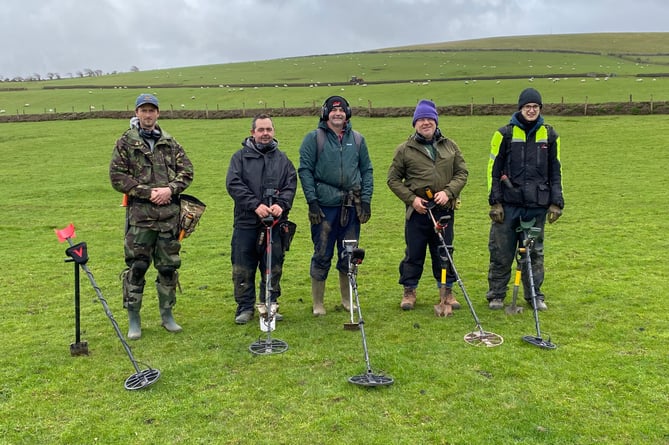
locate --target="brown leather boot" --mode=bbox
[441,286,461,309]
[400,287,416,310]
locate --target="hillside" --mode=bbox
[381,32,669,55]
[2,32,668,120]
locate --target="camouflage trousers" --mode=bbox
[486,206,546,302]
[122,225,181,311]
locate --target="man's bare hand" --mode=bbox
[150,187,172,205]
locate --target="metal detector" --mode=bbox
[518,220,557,350]
[425,208,504,347]
[343,240,360,331]
[343,240,394,387]
[55,224,160,390]
[249,214,288,355]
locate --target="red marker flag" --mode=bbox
[54,223,76,243]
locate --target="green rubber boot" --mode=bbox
[127,310,142,340]
[159,307,182,333]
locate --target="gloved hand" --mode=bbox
[489,203,504,224]
[308,201,325,225]
[358,202,371,224]
[547,204,562,224]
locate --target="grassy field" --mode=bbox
[2,32,669,115]
[1,112,668,444]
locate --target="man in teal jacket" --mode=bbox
[298,96,373,316]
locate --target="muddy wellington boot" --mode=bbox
[156,275,182,333]
[312,279,326,316]
[160,307,183,333]
[338,271,356,311]
[127,310,142,340]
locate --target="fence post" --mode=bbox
[584,96,588,116]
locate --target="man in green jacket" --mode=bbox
[109,93,194,339]
[298,96,373,316]
[387,100,468,315]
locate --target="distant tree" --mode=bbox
[94,69,103,77]
[130,66,139,72]
[32,73,41,81]
[83,68,94,77]
[55,73,61,79]
[76,71,83,78]
[46,72,55,80]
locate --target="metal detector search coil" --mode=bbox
[55,224,161,390]
[342,240,394,387]
[425,207,504,347]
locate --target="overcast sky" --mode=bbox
[2,0,667,79]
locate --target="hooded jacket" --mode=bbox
[298,121,373,207]
[109,125,193,230]
[387,132,468,219]
[226,137,297,229]
[487,112,564,209]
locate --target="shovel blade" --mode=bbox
[505,305,524,315]
[433,303,453,317]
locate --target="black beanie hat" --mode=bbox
[321,96,351,121]
[518,88,542,110]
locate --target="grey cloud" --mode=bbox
[1,0,667,78]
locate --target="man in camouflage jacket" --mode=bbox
[109,93,194,340]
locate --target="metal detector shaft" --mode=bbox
[65,239,143,374]
[426,210,482,329]
[523,245,544,338]
[519,224,556,350]
[55,224,160,389]
[249,210,288,355]
[342,242,393,386]
[426,208,503,347]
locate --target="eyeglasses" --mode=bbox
[522,104,541,111]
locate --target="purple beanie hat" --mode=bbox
[412,100,438,126]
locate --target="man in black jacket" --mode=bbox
[486,88,564,311]
[226,114,297,324]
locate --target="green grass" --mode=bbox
[1,114,668,444]
[2,75,668,117]
[3,32,669,116]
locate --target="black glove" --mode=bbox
[547,204,562,224]
[359,202,371,224]
[489,203,504,224]
[308,201,325,225]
